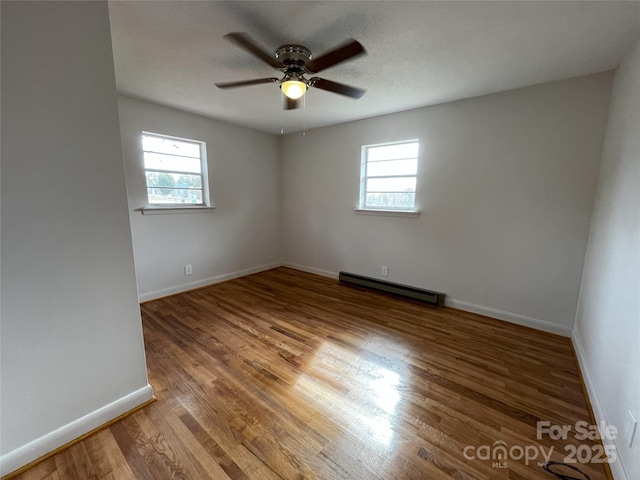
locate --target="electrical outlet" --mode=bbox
[184,264,192,276]
[381,266,388,277]
[624,409,637,447]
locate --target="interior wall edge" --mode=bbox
[0,385,153,477]
[572,332,628,480]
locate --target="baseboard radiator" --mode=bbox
[338,271,445,307]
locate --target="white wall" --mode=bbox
[117,96,281,301]
[281,73,613,335]
[573,38,640,480]
[0,1,152,475]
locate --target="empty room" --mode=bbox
[1,1,639,479]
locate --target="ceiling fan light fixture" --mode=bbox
[281,79,307,99]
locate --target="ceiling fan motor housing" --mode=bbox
[275,45,312,69]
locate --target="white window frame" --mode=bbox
[141,131,212,211]
[358,139,420,214]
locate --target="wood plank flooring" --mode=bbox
[12,267,608,479]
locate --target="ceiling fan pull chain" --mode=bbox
[280,91,285,135]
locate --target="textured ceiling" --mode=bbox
[108,1,640,135]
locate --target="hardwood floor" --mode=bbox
[12,267,608,479]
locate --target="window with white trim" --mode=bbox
[359,140,419,210]
[142,132,209,206]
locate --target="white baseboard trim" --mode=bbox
[0,384,153,477]
[572,332,628,480]
[446,298,572,337]
[138,262,282,302]
[282,262,339,279]
[282,263,571,337]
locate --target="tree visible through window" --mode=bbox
[360,140,419,210]
[142,132,209,206]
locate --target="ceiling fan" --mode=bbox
[215,33,366,109]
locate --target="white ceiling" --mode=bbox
[108,1,640,135]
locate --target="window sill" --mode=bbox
[354,208,420,218]
[139,206,216,215]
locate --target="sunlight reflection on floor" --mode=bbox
[294,338,409,453]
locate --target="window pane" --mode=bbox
[367,142,418,162]
[367,158,417,177]
[367,176,416,193]
[147,188,203,205]
[142,135,200,158]
[143,132,209,207]
[144,152,201,174]
[145,172,202,189]
[366,192,415,209]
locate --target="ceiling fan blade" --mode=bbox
[283,96,300,110]
[309,77,366,99]
[215,78,278,89]
[224,33,282,69]
[306,39,365,73]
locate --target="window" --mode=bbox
[360,140,419,210]
[142,132,209,206]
